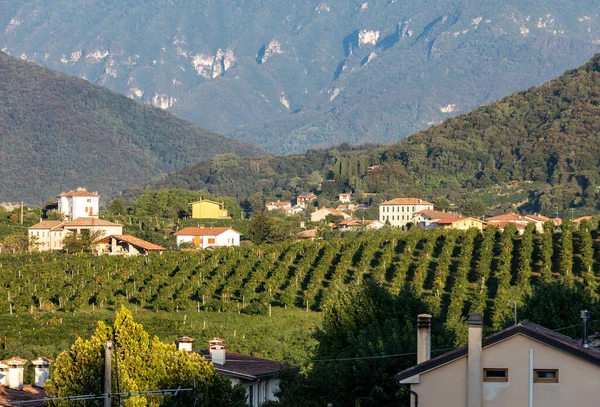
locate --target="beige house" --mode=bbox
[297,192,317,208]
[28,218,123,252]
[379,198,434,228]
[311,208,351,222]
[396,312,600,407]
[265,201,292,211]
[339,193,354,203]
[57,188,100,221]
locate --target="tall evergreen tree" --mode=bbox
[540,221,555,282]
[580,219,597,299]
[559,219,574,286]
[491,224,516,330]
[516,223,536,296]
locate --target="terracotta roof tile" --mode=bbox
[0,385,46,406]
[380,198,433,206]
[99,235,167,251]
[63,218,123,227]
[414,210,462,220]
[28,220,65,230]
[173,227,242,237]
[59,189,99,198]
[486,213,531,222]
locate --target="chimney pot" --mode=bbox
[581,310,591,348]
[417,314,432,363]
[467,313,483,407]
[209,338,226,365]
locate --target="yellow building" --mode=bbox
[190,200,230,219]
[435,217,485,231]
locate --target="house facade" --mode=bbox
[176,337,283,407]
[412,210,463,229]
[57,188,100,221]
[173,226,241,249]
[189,200,230,219]
[434,217,485,231]
[28,218,124,252]
[95,235,167,256]
[311,208,351,222]
[265,201,292,212]
[339,193,354,203]
[379,198,434,228]
[297,192,317,208]
[396,312,600,407]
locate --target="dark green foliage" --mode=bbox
[541,221,555,282]
[516,223,536,296]
[579,219,598,299]
[491,225,517,330]
[127,54,600,215]
[0,52,263,203]
[276,280,451,407]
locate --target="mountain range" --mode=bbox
[123,54,600,215]
[1,1,599,154]
[0,52,263,204]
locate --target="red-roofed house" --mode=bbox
[96,235,168,256]
[28,218,124,252]
[412,210,463,229]
[310,208,352,222]
[58,187,100,221]
[379,198,434,228]
[296,192,317,208]
[265,201,292,211]
[173,226,241,249]
[338,219,384,231]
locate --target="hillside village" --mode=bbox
[2,186,591,256]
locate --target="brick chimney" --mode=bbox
[417,314,432,363]
[175,336,195,352]
[31,357,52,388]
[467,313,483,407]
[208,338,226,365]
[6,357,27,390]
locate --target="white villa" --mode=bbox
[173,226,241,249]
[57,188,100,221]
[28,218,124,252]
[379,198,434,228]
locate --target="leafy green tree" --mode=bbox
[3,233,30,253]
[248,212,276,244]
[433,198,452,212]
[516,223,535,296]
[62,230,104,253]
[276,280,451,407]
[45,307,246,407]
[460,199,487,218]
[46,210,65,221]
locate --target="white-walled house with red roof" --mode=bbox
[173,226,242,249]
[379,198,434,228]
[57,187,100,221]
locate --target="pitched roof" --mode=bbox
[486,213,531,222]
[31,356,53,365]
[524,214,551,222]
[4,356,28,365]
[59,189,99,198]
[395,320,600,382]
[435,217,464,225]
[491,221,527,229]
[99,235,167,251]
[63,218,123,227]
[380,198,433,206]
[0,385,46,407]
[198,350,285,379]
[189,199,224,207]
[573,216,594,224]
[298,192,316,198]
[176,336,196,343]
[297,229,318,239]
[173,226,242,237]
[266,201,292,206]
[28,220,65,231]
[414,210,462,220]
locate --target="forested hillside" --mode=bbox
[2,222,599,336]
[2,0,599,153]
[125,54,600,214]
[0,52,264,204]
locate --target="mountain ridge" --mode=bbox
[0,52,264,204]
[122,54,600,215]
[1,0,599,154]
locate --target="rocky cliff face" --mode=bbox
[2,0,599,154]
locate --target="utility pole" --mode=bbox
[20,202,23,226]
[104,341,112,407]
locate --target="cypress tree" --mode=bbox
[492,224,516,330]
[516,223,535,296]
[470,226,496,314]
[580,219,597,299]
[540,221,554,282]
[559,219,574,286]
